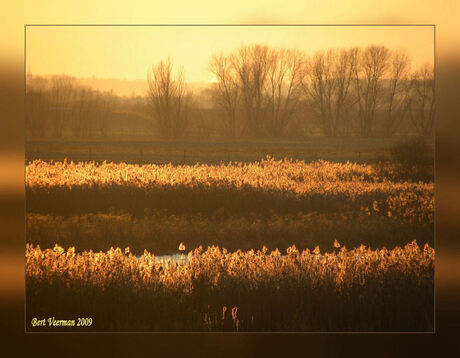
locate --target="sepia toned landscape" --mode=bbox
[25,26,434,332]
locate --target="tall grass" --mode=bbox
[26,158,433,221]
[25,157,434,332]
[26,242,434,332]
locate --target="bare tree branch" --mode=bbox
[408,63,435,137]
[147,58,191,138]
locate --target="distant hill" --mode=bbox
[78,77,148,97]
[34,74,214,98]
[78,77,215,108]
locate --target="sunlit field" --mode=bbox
[25,158,434,331]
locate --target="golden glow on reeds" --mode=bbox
[25,158,434,331]
[26,157,433,223]
[26,241,434,331]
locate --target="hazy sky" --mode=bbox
[26,25,434,83]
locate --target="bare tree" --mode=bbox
[74,86,95,138]
[26,73,119,139]
[382,49,412,137]
[211,45,303,137]
[265,49,304,137]
[209,52,240,138]
[97,90,116,137]
[147,58,191,138]
[48,75,76,137]
[26,73,50,138]
[302,48,357,137]
[352,45,390,137]
[408,63,435,137]
[230,45,273,137]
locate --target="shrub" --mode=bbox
[390,137,434,181]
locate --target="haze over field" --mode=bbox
[28,75,211,97]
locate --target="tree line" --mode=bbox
[26,44,434,140]
[26,74,117,138]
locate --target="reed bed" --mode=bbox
[26,242,434,332]
[26,158,433,221]
[26,157,434,331]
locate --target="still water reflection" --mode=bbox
[136,252,187,264]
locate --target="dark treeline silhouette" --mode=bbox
[26,44,434,140]
[209,44,433,139]
[26,73,118,138]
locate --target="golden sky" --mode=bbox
[26,25,434,83]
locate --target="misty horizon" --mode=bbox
[25,73,214,97]
[26,41,434,141]
[27,42,434,98]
